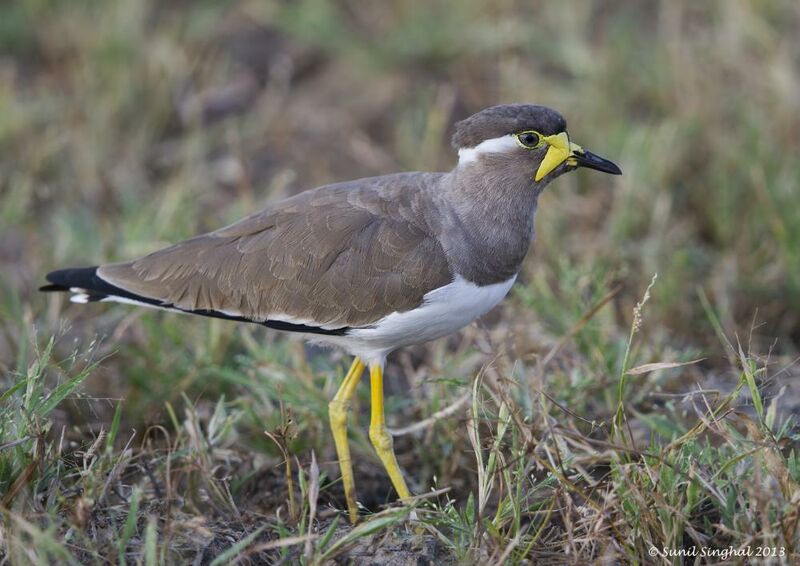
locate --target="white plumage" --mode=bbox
[323,274,517,364]
[457,134,519,165]
[75,274,517,367]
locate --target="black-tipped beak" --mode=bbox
[571,149,622,175]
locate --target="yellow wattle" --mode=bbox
[535,132,571,181]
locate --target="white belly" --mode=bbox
[323,274,516,364]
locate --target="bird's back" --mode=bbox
[90,172,454,331]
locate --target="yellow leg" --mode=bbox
[328,357,366,523]
[368,362,412,501]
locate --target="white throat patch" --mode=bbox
[457,135,519,165]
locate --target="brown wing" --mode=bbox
[97,176,453,329]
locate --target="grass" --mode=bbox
[2,0,800,563]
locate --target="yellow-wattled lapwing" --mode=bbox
[42,104,621,523]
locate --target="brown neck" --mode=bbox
[427,155,545,286]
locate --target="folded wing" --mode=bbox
[92,178,453,331]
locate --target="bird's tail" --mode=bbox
[40,266,162,307]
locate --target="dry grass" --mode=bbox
[2,0,800,563]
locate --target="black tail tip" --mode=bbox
[40,266,99,293]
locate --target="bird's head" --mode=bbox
[452,104,621,184]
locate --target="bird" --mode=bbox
[41,103,621,523]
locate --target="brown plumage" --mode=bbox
[42,104,622,523]
[43,104,620,339]
[451,103,567,149]
[99,173,453,329]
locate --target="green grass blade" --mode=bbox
[117,486,142,566]
[144,516,158,566]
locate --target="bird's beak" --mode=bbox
[535,132,622,181]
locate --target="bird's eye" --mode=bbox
[516,131,541,149]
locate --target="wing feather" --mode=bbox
[97,174,453,329]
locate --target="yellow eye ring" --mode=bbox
[514,130,544,149]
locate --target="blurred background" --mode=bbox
[4,0,800,413]
[1,0,799,562]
